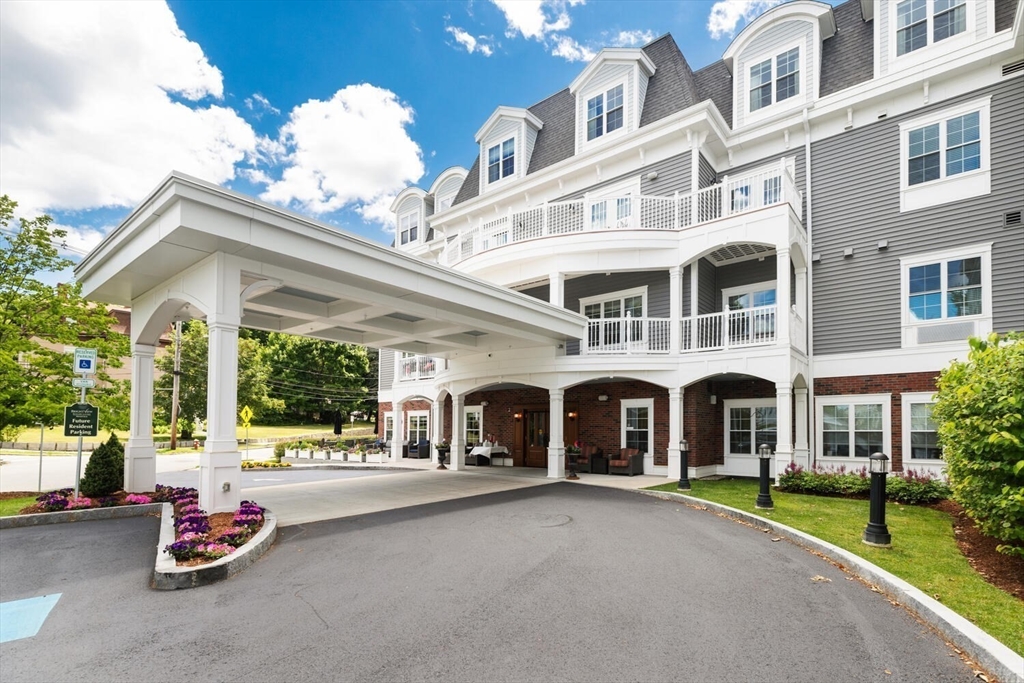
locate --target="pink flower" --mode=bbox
[124,494,152,505]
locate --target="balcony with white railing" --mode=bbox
[680,305,777,353]
[398,355,439,382]
[583,316,672,354]
[441,160,801,267]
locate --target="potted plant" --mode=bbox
[436,438,451,470]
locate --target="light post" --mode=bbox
[37,422,46,492]
[755,444,774,510]
[863,452,892,547]
[677,438,691,491]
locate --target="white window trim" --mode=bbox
[398,208,420,246]
[435,194,456,215]
[584,177,643,230]
[384,415,395,442]
[721,279,777,312]
[464,405,483,446]
[723,397,778,458]
[483,134,518,189]
[889,0,974,70]
[406,410,429,442]
[582,79,629,149]
[901,391,945,466]
[899,243,993,348]
[743,39,805,124]
[579,285,648,316]
[816,394,892,461]
[899,96,991,212]
[620,398,654,455]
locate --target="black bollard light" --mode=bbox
[677,438,691,491]
[862,452,892,547]
[755,444,774,510]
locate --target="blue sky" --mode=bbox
[0,0,795,270]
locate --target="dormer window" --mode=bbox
[399,210,419,245]
[586,84,624,141]
[487,138,515,184]
[749,47,800,113]
[896,0,966,56]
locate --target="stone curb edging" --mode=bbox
[152,503,278,590]
[0,503,163,529]
[639,489,1023,683]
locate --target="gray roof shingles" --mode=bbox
[821,0,874,97]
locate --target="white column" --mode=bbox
[669,266,681,353]
[689,260,699,349]
[431,399,443,464]
[666,387,683,479]
[200,319,241,513]
[549,272,564,307]
[794,266,807,320]
[391,402,404,461]
[774,382,794,484]
[450,395,465,470]
[794,387,809,469]
[125,344,157,493]
[776,248,791,345]
[547,389,565,479]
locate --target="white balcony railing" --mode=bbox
[680,305,777,353]
[441,159,800,266]
[582,316,671,355]
[399,355,438,382]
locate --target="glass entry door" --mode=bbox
[726,286,776,344]
[525,410,548,468]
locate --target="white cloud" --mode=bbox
[54,223,108,257]
[707,0,785,40]
[257,84,425,218]
[355,194,398,233]
[550,36,596,63]
[244,93,281,117]
[445,26,494,56]
[610,29,658,47]
[0,1,258,215]
[490,0,592,62]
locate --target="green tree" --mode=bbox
[80,432,125,497]
[0,196,130,440]
[154,320,283,438]
[261,334,372,424]
[933,332,1024,558]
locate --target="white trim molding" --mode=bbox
[900,391,946,472]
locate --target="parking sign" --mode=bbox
[73,347,98,375]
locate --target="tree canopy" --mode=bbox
[0,196,130,440]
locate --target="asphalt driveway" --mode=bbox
[0,484,975,682]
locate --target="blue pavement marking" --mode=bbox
[0,594,61,643]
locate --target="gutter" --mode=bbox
[803,109,815,467]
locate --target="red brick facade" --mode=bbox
[815,372,939,471]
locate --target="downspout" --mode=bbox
[802,108,815,468]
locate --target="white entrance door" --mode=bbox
[722,398,778,477]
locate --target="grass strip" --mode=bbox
[0,496,37,518]
[646,479,1023,656]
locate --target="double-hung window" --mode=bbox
[902,393,943,462]
[727,403,777,455]
[621,398,653,455]
[464,406,482,446]
[899,97,990,212]
[487,138,515,184]
[586,84,624,141]
[407,412,429,443]
[817,395,891,459]
[908,256,982,321]
[581,287,646,352]
[749,47,800,114]
[901,245,992,346]
[399,210,419,245]
[896,0,966,56]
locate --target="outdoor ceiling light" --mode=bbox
[567,411,577,420]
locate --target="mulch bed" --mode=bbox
[0,491,38,501]
[930,499,1024,600]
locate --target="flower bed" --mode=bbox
[24,488,155,514]
[241,460,291,469]
[159,485,266,566]
[778,463,951,505]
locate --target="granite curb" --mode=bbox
[152,503,278,590]
[639,489,1024,683]
[0,502,163,529]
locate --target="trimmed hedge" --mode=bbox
[778,463,950,505]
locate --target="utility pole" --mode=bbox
[169,320,182,450]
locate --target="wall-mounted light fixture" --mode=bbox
[567,411,577,421]
[481,401,489,407]
[514,411,522,421]
[597,395,609,402]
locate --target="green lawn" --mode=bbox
[0,496,38,517]
[647,478,1024,656]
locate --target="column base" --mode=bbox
[793,448,810,469]
[547,447,565,479]
[666,449,681,480]
[862,524,892,548]
[774,447,794,484]
[199,450,241,513]
[449,446,465,471]
[125,439,156,493]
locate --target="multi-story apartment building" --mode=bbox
[378,0,1023,482]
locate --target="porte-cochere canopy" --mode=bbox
[74,172,586,512]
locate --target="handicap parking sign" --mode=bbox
[73,348,97,375]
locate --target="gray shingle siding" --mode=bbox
[995,0,1018,32]
[820,0,874,97]
[697,258,718,314]
[554,149,691,201]
[453,156,480,206]
[526,88,575,176]
[639,35,699,127]
[682,264,692,316]
[811,78,1024,355]
[716,256,778,296]
[698,153,718,188]
[693,61,734,128]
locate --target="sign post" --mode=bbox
[68,348,98,498]
[240,405,253,461]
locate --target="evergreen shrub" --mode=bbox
[80,432,125,497]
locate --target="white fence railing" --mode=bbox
[582,316,671,355]
[399,355,438,382]
[441,159,800,266]
[680,305,777,353]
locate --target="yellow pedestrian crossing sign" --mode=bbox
[240,405,253,427]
